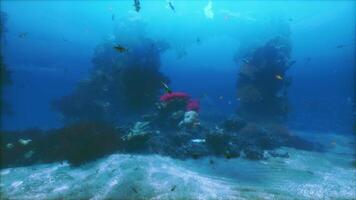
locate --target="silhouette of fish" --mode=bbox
[168,1,175,12]
[113,45,128,53]
[196,37,201,45]
[170,185,177,191]
[18,32,28,38]
[133,0,141,12]
[336,44,347,49]
[275,75,283,80]
[161,82,172,93]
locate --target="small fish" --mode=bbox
[191,139,206,143]
[133,0,141,12]
[168,1,175,12]
[306,170,314,175]
[6,143,14,149]
[209,159,215,165]
[113,45,128,53]
[18,32,28,38]
[275,75,283,80]
[170,185,177,191]
[132,187,138,193]
[336,44,347,49]
[161,82,172,93]
[18,138,32,146]
[196,37,201,44]
[112,14,115,21]
[288,17,293,22]
[242,58,250,64]
[219,96,224,100]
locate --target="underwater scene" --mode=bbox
[0,1,355,199]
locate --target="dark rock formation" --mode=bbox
[235,36,293,122]
[52,20,170,123]
[1,121,123,167]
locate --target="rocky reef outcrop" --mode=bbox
[236,36,293,122]
[52,20,170,123]
[1,122,123,167]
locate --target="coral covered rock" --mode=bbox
[123,121,151,141]
[52,20,170,122]
[235,36,292,122]
[186,99,200,112]
[178,111,200,128]
[159,92,190,102]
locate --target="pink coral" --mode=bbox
[186,99,200,112]
[160,92,190,102]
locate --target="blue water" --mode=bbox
[1,1,355,199]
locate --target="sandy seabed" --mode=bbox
[1,131,355,200]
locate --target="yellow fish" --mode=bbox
[275,75,283,80]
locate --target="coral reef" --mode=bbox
[235,36,292,122]
[154,92,201,130]
[159,92,190,102]
[122,121,153,151]
[1,117,323,168]
[186,99,200,112]
[52,20,170,122]
[178,111,200,128]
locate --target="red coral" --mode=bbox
[159,92,190,102]
[186,99,200,112]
